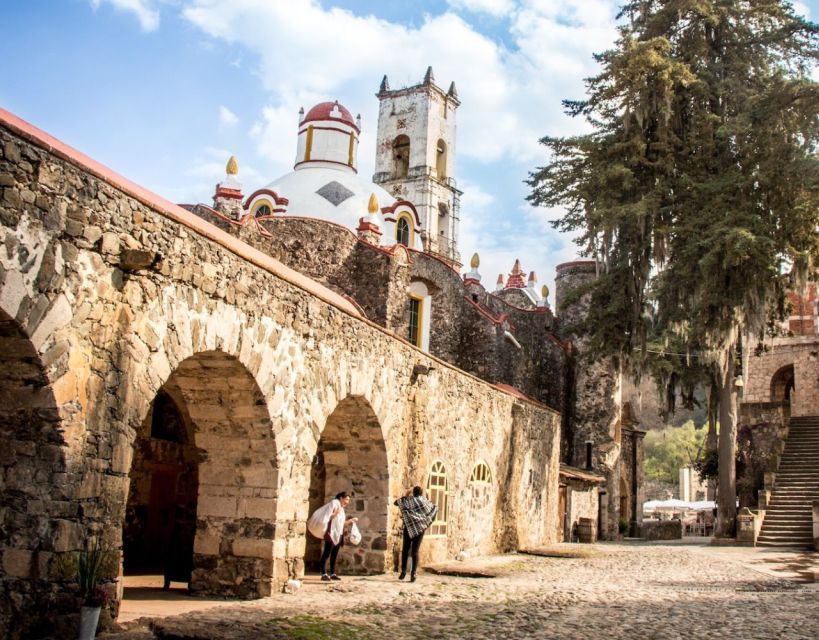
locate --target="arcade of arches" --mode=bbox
[0,120,562,635]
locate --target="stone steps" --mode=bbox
[758,416,818,549]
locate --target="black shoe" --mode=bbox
[330,574,341,581]
[321,573,330,581]
[398,571,406,580]
[410,574,417,582]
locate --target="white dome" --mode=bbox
[265,165,395,232]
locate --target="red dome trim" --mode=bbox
[302,101,359,132]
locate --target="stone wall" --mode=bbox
[742,336,819,417]
[187,210,568,413]
[555,261,625,539]
[0,115,561,636]
[640,519,682,541]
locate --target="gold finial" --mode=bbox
[368,193,379,213]
[470,253,480,269]
[541,284,550,298]
[226,155,239,175]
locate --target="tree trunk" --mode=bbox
[715,356,737,538]
[706,375,719,500]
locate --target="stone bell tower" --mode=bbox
[373,67,462,265]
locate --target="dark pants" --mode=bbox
[401,529,425,575]
[320,538,342,575]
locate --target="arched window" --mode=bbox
[436,139,447,179]
[396,216,412,247]
[253,203,272,218]
[468,461,492,511]
[393,135,410,178]
[427,460,449,536]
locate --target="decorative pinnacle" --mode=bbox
[541,284,549,298]
[226,155,239,175]
[423,66,435,85]
[368,193,379,213]
[448,81,458,98]
[470,253,480,269]
[380,74,390,93]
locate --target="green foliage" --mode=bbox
[56,540,118,606]
[528,0,819,371]
[644,420,708,484]
[618,517,629,535]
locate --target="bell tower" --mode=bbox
[373,67,462,264]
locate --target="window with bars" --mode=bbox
[408,297,422,347]
[396,217,411,247]
[468,461,492,511]
[427,460,448,536]
[253,203,272,218]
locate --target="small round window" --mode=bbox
[468,461,492,511]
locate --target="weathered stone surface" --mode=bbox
[0,120,562,636]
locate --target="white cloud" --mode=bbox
[90,0,160,31]
[218,105,239,127]
[447,0,517,17]
[179,0,617,300]
[181,0,619,166]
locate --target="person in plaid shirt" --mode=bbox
[394,486,438,582]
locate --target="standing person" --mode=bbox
[394,486,438,582]
[318,491,357,581]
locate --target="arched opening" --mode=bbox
[0,309,65,636]
[393,135,410,178]
[123,351,278,599]
[123,388,198,586]
[305,396,388,575]
[427,461,448,536]
[770,364,795,403]
[436,139,447,179]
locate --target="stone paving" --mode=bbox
[103,542,818,640]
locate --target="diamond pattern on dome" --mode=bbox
[316,181,354,206]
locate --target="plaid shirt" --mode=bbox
[395,495,438,539]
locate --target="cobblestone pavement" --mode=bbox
[104,542,818,640]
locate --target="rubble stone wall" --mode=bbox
[0,119,561,636]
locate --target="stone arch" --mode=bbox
[393,134,410,178]
[436,138,448,179]
[305,395,389,575]
[770,364,795,403]
[124,350,278,598]
[0,309,68,635]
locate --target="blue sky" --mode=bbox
[2,0,816,298]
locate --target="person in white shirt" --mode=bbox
[319,491,358,581]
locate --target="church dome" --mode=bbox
[302,101,359,132]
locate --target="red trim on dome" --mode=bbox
[302,101,359,132]
[299,124,359,137]
[293,158,358,173]
[381,199,421,226]
[215,187,243,200]
[243,188,289,211]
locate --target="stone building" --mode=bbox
[0,70,642,636]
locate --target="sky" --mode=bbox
[2,0,816,299]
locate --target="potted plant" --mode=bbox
[76,541,116,640]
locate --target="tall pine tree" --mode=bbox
[529,0,818,536]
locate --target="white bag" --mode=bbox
[307,501,335,539]
[348,522,362,545]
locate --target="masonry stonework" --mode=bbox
[0,115,562,637]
